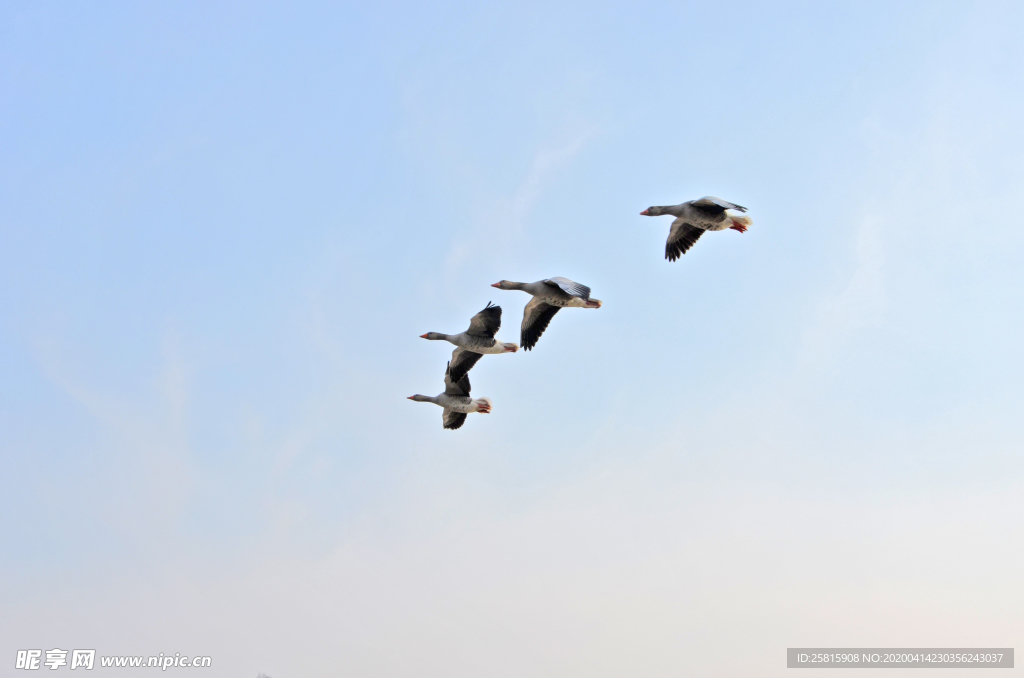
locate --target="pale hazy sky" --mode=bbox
[2,1,1023,676]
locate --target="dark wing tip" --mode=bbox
[665,225,703,261]
[444,360,471,395]
[443,412,467,430]
[520,304,559,351]
[469,302,502,337]
[448,350,483,384]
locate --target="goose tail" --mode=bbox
[729,216,752,233]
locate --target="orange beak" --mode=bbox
[419,333,429,339]
[640,209,650,216]
[490,282,501,288]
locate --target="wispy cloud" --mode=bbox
[443,127,598,282]
[798,215,886,374]
[28,326,196,530]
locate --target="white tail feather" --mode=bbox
[473,397,493,413]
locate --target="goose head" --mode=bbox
[419,332,445,340]
[640,206,663,216]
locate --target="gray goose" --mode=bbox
[407,363,493,430]
[491,277,602,351]
[420,302,518,383]
[640,196,752,261]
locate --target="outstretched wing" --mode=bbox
[543,277,591,300]
[466,302,501,338]
[448,346,484,384]
[521,297,561,351]
[443,362,471,396]
[691,196,747,212]
[666,219,705,261]
[442,408,467,430]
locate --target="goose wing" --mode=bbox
[443,362,471,396]
[521,297,561,351]
[448,346,483,384]
[691,196,747,212]
[543,277,591,300]
[466,302,501,338]
[666,219,705,261]
[442,408,467,430]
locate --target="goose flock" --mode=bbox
[409,196,752,429]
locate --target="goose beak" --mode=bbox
[490,282,501,288]
[640,209,650,216]
[419,333,429,339]
[407,396,416,400]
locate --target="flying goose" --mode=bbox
[490,277,602,351]
[640,196,753,261]
[407,363,493,430]
[420,302,519,383]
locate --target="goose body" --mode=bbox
[420,302,518,382]
[640,196,752,261]
[491,277,602,351]
[408,363,493,430]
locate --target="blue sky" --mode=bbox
[2,1,1023,675]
